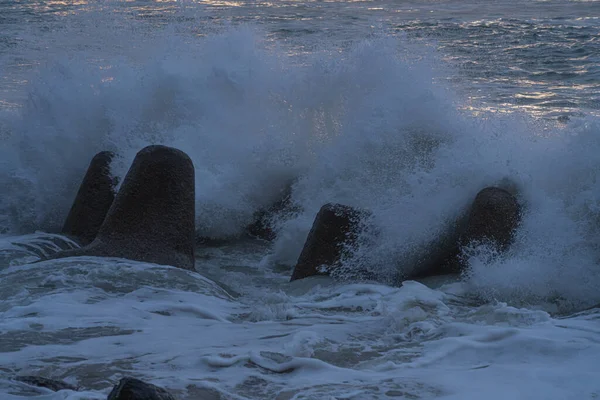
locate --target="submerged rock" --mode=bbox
[462,186,521,251]
[15,376,77,392]
[62,151,118,245]
[107,377,176,400]
[50,145,196,270]
[290,203,368,281]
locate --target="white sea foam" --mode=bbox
[1,3,600,398]
[0,254,598,399]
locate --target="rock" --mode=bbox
[195,236,234,247]
[402,216,467,280]
[15,376,77,392]
[462,186,521,251]
[400,186,520,280]
[247,213,276,241]
[247,184,297,241]
[290,187,520,283]
[50,145,196,270]
[290,203,367,281]
[62,151,119,245]
[107,377,176,400]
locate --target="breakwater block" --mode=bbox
[62,151,118,245]
[291,203,367,281]
[50,145,196,270]
[462,186,521,251]
[107,377,177,400]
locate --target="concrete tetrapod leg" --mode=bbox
[107,377,176,400]
[50,145,196,270]
[247,184,295,241]
[62,151,118,245]
[462,186,521,251]
[291,203,366,281]
[402,186,521,280]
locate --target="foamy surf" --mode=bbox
[2,1,600,398]
[1,248,598,399]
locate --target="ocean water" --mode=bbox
[1,0,600,399]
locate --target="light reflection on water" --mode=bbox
[0,0,599,119]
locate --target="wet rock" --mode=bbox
[195,235,235,247]
[15,376,77,392]
[247,184,297,241]
[400,185,520,280]
[246,213,276,241]
[62,151,118,245]
[107,377,176,400]
[290,203,367,281]
[462,186,521,251]
[50,145,196,270]
[402,216,468,279]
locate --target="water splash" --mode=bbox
[1,14,600,308]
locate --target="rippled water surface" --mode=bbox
[1,0,599,117]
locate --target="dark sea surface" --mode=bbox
[1,0,599,118]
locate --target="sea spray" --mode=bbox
[1,20,600,308]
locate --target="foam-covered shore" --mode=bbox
[1,247,599,399]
